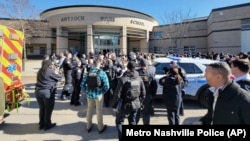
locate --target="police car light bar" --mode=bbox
[166,56,181,61]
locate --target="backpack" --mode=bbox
[86,69,102,89]
[123,77,141,102]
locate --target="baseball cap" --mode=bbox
[127,61,137,70]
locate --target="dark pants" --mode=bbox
[136,94,153,125]
[61,83,72,97]
[104,87,113,107]
[179,100,184,114]
[70,82,81,105]
[142,94,153,125]
[61,72,72,97]
[180,90,185,114]
[166,106,180,125]
[115,108,139,141]
[104,80,115,107]
[35,89,55,128]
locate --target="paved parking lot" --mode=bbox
[0,60,207,141]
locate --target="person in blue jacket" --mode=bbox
[80,60,110,134]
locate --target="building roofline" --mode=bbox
[183,16,208,22]
[156,16,207,27]
[40,5,155,19]
[0,17,47,22]
[211,2,250,12]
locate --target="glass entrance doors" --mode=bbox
[93,33,120,55]
[94,48,120,56]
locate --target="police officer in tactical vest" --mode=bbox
[112,61,146,141]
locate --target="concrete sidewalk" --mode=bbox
[21,60,42,76]
[0,59,206,141]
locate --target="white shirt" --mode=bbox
[208,84,226,125]
[234,74,250,82]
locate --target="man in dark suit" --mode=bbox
[230,59,250,91]
[194,62,250,125]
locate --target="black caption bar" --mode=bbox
[122,125,250,140]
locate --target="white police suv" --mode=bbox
[153,56,218,108]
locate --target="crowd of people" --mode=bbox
[33,49,250,140]
[38,50,160,139]
[170,51,250,125]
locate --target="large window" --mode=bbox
[154,62,202,75]
[93,33,120,55]
[94,34,119,46]
[241,19,250,30]
[184,46,196,55]
[51,29,56,37]
[168,46,178,54]
[151,31,163,39]
[39,47,47,55]
[178,63,202,74]
[154,46,162,53]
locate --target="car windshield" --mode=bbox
[155,62,203,74]
[155,63,170,75]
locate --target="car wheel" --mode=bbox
[198,87,210,108]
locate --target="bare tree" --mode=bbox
[0,0,43,60]
[161,9,195,55]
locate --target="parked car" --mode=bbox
[153,56,218,108]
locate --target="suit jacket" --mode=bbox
[200,81,250,124]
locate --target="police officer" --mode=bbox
[110,53,123,96]
[35,60,62,130]
[136,58,157,125]
[112,61,146,141]
[159,67,183,125]
[170,60,188,116]
[103,58,115,107]
[61,52,73,100]
[71,60,84,106]
[80,53,87,74]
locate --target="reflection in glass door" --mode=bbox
[93,33,120,55]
